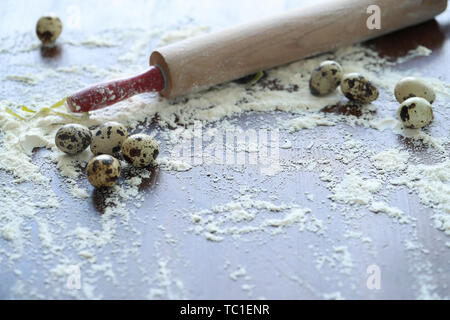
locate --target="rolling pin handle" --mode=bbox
[67,66,165,113]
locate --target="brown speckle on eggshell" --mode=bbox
[90,122,128,156]
[36,16,63,44]
[397,97,433,129]
[86,154,121,188]
[122,134,160,167]
[55,124,92,155]
[340,73,379,103]
[309,60,343,96]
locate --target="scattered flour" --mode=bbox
[157,157,193,172]
[187,194,323,241]
[159,25,209,45]
[371,149,410,172]
[396,45,432,64]
[369,201,410,224]
[0,19,449,300]
[393,161,450,235]
[285,114,336,132]
[323,291,345,300]
[330,169,382,205]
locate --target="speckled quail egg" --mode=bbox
[394,77,435,104]
[340,73,379,103]
[122,134,160,167]
[86,155,121,188]
[397,97,433,129]
[90,122,128,156]
[55,124,92,155]
[309,60,343,96]
[36,16,63,44]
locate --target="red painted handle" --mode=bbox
[67,66,164,113]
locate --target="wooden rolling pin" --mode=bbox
[67,0,447,112]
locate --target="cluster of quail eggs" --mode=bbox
[309,60,379,103]
[309,61,436,129]
[55,122,160,188]
[394,77,435,129]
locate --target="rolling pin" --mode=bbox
[67,0,447,112]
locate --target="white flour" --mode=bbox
[0,22,449,300]
[371,149,410,172]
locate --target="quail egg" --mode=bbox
[55,124,92,155]
[122,134,160,167]
[91,122,128,156]
[394,77,435,104]
[36,16,63,45]
[86,155,121,188]
[309,60,343,96]
[340,73,379,103]
[397,97,433,129]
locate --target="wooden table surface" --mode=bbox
[0,0,449,299]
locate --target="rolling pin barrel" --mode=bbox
[150,0,447,98]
